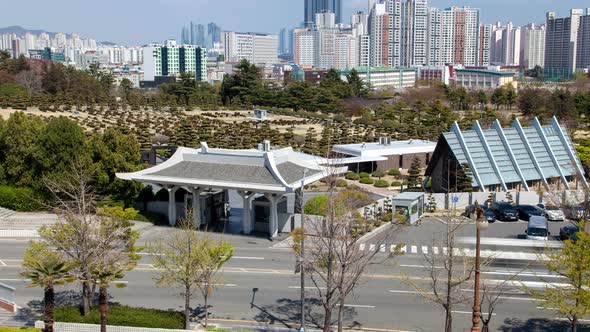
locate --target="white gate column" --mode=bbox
[265,193,283,239]
[238,191,255,234]
[191,187,202,228]
[167,186,178,226]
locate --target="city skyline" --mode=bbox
[0,0,589,45]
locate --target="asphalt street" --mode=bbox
[0,219,587,332]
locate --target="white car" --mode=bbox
[543,205,566,221]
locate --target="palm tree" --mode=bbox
[21,258,73,332]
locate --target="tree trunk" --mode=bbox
[323,306,332,332]
[99,285,108,332]
[445,307,452,332]
[90,283,97,306]
[81,282,90,316]
[204,293,209,328]
[184,285,191,330]
[572,314,577,332]
[337,298,345,332]
[44,286,55,332]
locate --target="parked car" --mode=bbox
[543,205,566,221]
[490,202,519,221]
[563,205,587,221]
[559,225,579,241]
[482,209,496,223]
[516,204,545,221]
[525,216,549,240]
[462,204,488,219]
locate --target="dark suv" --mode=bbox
[516,204,544,221]
[490,202,519,221]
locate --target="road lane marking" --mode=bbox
[207,318,414,332]
[359,243,365,251]
[233,256,265,260]
[289,286,326,290]
[369,244,376,252]
[411,246,417,254]
[443,247,448,255]
[336,304,376,308]
[433,247,439,255]
[389,290,434,295]
[398,245,406,253]
[0,278,30,282]
[452,310,496,316]
[380,245,386,253]
[0,259,5,266]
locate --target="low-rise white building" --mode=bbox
[340,67,417,90]
[452,68,517,90]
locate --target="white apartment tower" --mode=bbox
[143,40,207,82]
[294,29,319,67]
[478,24,492,66]
[520,24,546,69]
[389,0,429,67]
[222,31,278,65]
[427,6,480,66]
[369,2,391,67]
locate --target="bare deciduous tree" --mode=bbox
[295,181,400,332]
[403,210,474,332]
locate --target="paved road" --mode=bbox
[0,221,587,332]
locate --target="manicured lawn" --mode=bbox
[0,328,40,332]
[55,306,184,329]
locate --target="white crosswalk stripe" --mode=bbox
[433,247,439,255]
[396,245,405,253]
[359,243,365,251]
[443,247,448,255]
[380,244,386,253]
[411,245,418,254]
[369,244,376,252]
[421,246,428,254]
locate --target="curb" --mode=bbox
[358,222,392,243]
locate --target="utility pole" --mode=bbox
[472,201,488,331]
[299,168,307,332]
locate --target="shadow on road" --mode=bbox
[252,297,360,330]
[500,317,590,332]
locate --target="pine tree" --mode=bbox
[302,127,318,155]
[407,157,423,189]
[456,163,474,192]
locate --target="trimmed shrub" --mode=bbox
[388,169,401,176]
[0,328,40,332]
[374,180,390,188]
[391,181,402,187]
[335,179,348,188]
[359,172,370,178]
[372,170,386,179]
[359,177,375,185]
[345,172,360,180]
[304,195,329,216]
[0,186,44,211]
[55,306,184,329]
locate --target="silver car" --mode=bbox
[544,205,565,221]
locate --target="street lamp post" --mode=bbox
[299,168,307,332]
[472,201,488,332]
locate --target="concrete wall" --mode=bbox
[35,322,188,332]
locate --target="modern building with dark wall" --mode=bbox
[143,40,207,84]
[332,138,436,173]
[425,117,588,193]
[304,0,342,27]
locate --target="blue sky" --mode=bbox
[1,0,589,45]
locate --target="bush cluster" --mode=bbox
[335,179,348,188]
[345,172,360,180]
[374,180,390,188]
[359,177,375,185]
[0,186,43,211]
[359,172,370,179]
[55,306,184,329]
[388,169,401,176]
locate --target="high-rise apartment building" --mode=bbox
[545,9,584,79]
[426,6,480,66]
[577,10,590,70]
[499,23,521,66]
[304,0,343,27]
[389,0,429,67]
[478,24,492,66]
[223,32,278,65]
[369,1,391,67]
[294,28,319,67]
[143,40,207,82]
[520,24,546,69]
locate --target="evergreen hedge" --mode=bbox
[0,186,43,211]
[54,306,184,329]
[359,177,375,185]
[374,180,390,188]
